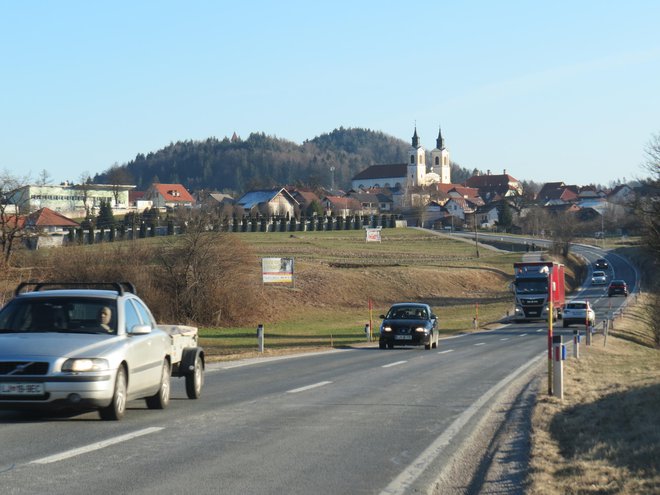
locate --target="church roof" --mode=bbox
[352,164,407,181]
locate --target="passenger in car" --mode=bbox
[97,306,113,332]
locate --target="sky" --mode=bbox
[1,1,659,188]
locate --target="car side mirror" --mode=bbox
[129,324,152,335]
[379,314,385,319]
[431,314,437,320]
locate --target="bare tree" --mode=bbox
[0,170,31,266]
[106,164,133,207]
[78,171,93,219]
[639,133,660,258]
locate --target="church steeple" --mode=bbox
[436,126,445,149]
[412,127,420,148]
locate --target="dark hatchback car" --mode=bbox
[608,280,628,297]
[594,258,610,270]
[379,303,438,350]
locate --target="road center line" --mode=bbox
[30,427,164,464]
[438,350,454,354]
[474,342,485,346]
[519,333,528,337]
[500,338,509,341]
[382,360,407,368]
[287,381,332,393]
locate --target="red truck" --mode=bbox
[512,261,565,322]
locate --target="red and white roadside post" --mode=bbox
[573,329,580,359]
[547,278,555,395]
[552,335,566,400]
[585,300,592,346]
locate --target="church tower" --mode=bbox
[407,127,426,187]
[431,126,451,184]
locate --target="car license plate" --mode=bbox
[0,383,45,395]
[395,335,412,340]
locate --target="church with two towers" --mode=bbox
[351,127,451,191]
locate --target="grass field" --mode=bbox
[528,292,660,494]
[196,229,536,359]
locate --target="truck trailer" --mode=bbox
[512,261,565,322]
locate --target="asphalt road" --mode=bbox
[0,236,637,495]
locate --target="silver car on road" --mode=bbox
[0,282,172,420]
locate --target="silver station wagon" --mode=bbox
[0,282,204,420]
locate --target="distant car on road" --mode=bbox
[594,258,609,270]
[379,303,439,350]
[591,270,608,285]
[563,301,595,328]
[608,280,628,297]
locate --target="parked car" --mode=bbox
[562,301,595,328]
[591,270,608,285]
[608,280,628,297]
[594,258,609,270]
[379,303,438,350]
[0,282,204,420]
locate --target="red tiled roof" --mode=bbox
[151,184,194,203]
[26,208,79,227]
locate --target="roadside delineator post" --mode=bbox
[573,329,580,359]
[257,324,264,353]
[365,323,371,342]
[552,335,565,400]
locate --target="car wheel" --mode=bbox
[432,334,438,349]
[146,360,171,409]
[99,366,127,421]
[185,355,204,400]
[387,342,394,349]
[379,341,386,349]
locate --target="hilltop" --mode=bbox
[92,127,475,193]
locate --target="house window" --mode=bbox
[410,155,414,164]
[435,157,439,165]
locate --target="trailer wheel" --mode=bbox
[185,354,204,399]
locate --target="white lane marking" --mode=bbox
[474,342,486,346]
[536,329,544,332]
[438,350,454,354]
[500,338,509,341]
[379,354,543,495]
[31,427,164,464]
[287,381,332,394]
[519,333,528,337]
[382,361,407,368]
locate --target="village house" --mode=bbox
[143,183,195,209]
[236,188,299,217]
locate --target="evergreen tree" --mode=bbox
[96,199,116,228]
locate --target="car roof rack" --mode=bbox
[15,282,137,297]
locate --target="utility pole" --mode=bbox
[474,210,480,258]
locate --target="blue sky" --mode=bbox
[1,1,659,188]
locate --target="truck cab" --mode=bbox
[512,262,565,322]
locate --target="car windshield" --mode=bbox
[566,303,587,309]
[593,272,605,277]
[386,306,428,319]
[0,298,118,334]
[515,280,548,294]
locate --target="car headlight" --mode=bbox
[415,327,427,333]
[381,326,392,333]
[62,358,109,372]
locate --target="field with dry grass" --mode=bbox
[528,293,660,494]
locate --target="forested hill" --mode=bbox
[93,127,473,193]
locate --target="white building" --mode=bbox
[12,183,135,216]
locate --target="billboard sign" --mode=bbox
[262,257,294,285]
